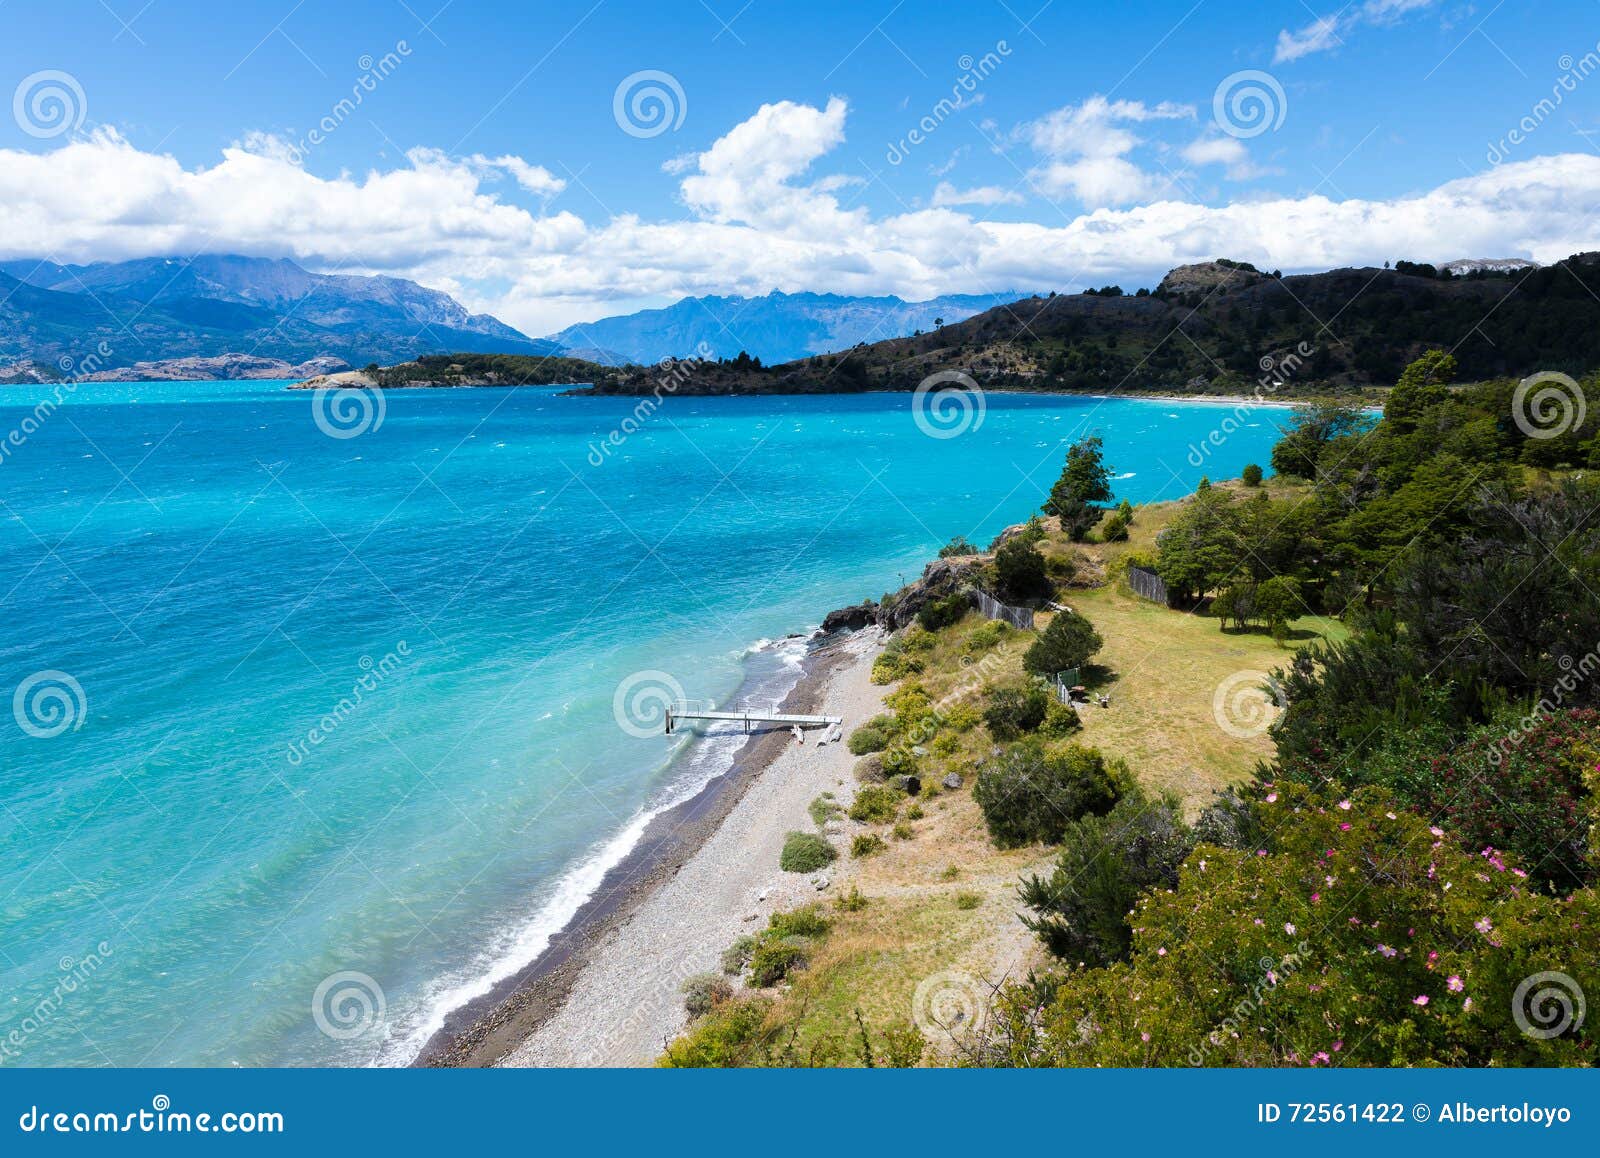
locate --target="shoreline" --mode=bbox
[415,629,876,1067]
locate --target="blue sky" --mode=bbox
[2,0,1598,332]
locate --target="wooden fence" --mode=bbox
[1126,565,1169,606]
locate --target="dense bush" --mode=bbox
[658,997,772,1067]
[1018,791,1192,965]
[1100,510,1130,541]
[938,535,978,558]
[779,831,838,873]
[1040,698,1082,737]
[982,682,1051,739]
[994,539,1052,602]
[917,592,971,631]
[851,833,887,858]
[720,935,756,975]
[1023,609,1103,675]
[848,784,902,823]
[681,973,734,1019]
[847,715,898,754]
[972,741,1122,848]
[1241,462,1263,486]
[988,787,1600,1067]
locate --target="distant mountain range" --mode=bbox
[548,291,1027,365]
[0,254,558,378]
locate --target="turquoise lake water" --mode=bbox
[0,380,1286,1066]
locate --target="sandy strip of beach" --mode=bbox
[497,629,883,1067]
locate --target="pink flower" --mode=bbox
[1284,922,1296,935]
[1311,893,1321,903]
[1474,917,1493,935]
[1338,799,1352,811]
[1385,811,1396,820]
[1377,944,1397,959]
[1332,1040,1343,1052]
[1413,995,1430,1006]
[1430,826,1444,837]
[1447,975,1464,993]
[1141,1032,1150,1042]
[1312,1051,1330,1065]
[1157,947,1167,956]
[1265,792,1278,803]
[1257,849,1268,857]
[1339,822,1352,831]
[1464,997,1474,1011]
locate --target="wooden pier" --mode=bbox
[664,704,843,735]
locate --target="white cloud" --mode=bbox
[1181,135,1274,181]
[3,107,1598,337]
[1023,96,1194,206]
[930,182,1024,208]
[1274,0,1442,63]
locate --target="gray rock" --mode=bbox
[853,753,887,783]
[942,772,964,790]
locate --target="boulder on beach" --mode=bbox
[819,601,878,634]
[853,753,886,783]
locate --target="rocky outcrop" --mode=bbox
[82,354,350,382]
[1155,260,1266,297]
[877,557,983,632]
[818,601,878,635]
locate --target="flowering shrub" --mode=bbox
[984,787,1598,1067]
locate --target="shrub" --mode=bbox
[939,865,961,880]
[1100,511,1130,541]
[848,784,902,823]
[851,833,887,858]
[768,906,831,939]
[917,592,971,632]
[938,535,979,558]
[853,753,887,783]
[681,972,735,1019]
[720,935,757,975]
[1040,698,1082,737]
[658,997,771,1067]
[994,538,1052,602]
[892,821,914,840]
[963,621,1008,653]
[954,891,983,910]
[1241,462,1264,486]
[905,802,925,820]
[942,703,981,732]
[973,741,1122,848]
[847,715,898,754]
[1018,791,1193,965]
[749,938,809,987]
[1003,786,1600,1068]
[983,682,1050,739]
[808,794,840,828]
[1023,609,1103,675]
[835,885,868,912]
[780,831,838,873]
